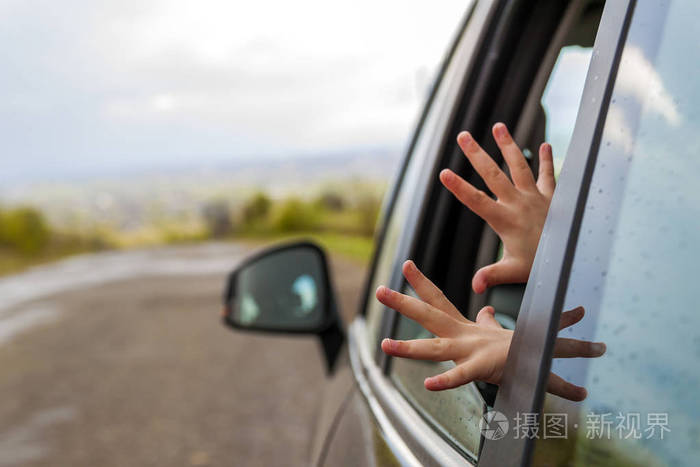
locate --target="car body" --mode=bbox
[223,0,700,465]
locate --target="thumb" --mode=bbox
[476,306,502,329]
[472,260,527,294]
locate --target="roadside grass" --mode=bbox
[0,245,95,277]
[236,231,375,265]
[0,187,381,277]
[0,231,375,278]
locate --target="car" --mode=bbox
[221,0,700,465]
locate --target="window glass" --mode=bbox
[392,298,485,459]
[535,2,700,465]
[542,45,592,175]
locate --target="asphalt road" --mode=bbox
[0,242,367,467]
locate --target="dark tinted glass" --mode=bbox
[231,247,326,331]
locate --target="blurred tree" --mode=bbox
[242,192,271,225]
[274,198,319,232]
[314,191,346,211]
[356,195,381,237]
[0,207,51,255]
[201,200,233,238]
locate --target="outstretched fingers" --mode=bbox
[375,286,459,337]
[547,373,587,401]
[402,260,464,322]
[439,169,503,227]
[472,259,528,294]
[558,306,585,330]
[456,131,517,200]
[553,338,606,358]
[381,337,461,361]
[492,123,536,190]
[537,142,556,197]
[424,360,481,391]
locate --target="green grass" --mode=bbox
[235,231,375,265]
[0,245,94,277]
[0,230,375,278]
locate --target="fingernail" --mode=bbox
[494,123,506,138]
[425,376,442,390]
[377,286,394,299]
[592,342,606,355]
[457,131,471,144]
[440,169,453,182]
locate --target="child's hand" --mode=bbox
[376,261,605,402]
[439,123,555,294]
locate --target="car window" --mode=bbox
[389,2,606,457]
[534,2,700,465]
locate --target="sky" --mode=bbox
[0,0,468,186]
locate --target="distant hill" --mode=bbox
[1,148,403,232]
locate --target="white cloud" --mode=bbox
[616,45,681,126]
[0,0,470,183]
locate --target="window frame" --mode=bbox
[480,0,637,465]
[384,0,580,453]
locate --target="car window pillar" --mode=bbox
[479,1,637,465]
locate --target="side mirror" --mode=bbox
[221,241,344,372]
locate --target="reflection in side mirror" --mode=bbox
[230,247,326,332]
[222,241,344,372]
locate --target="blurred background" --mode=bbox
[0,1,467,465]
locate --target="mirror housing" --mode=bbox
[221,241,344,373]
